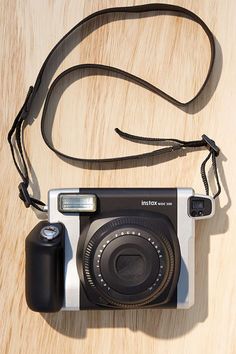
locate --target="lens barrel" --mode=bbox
[83,216,180,307]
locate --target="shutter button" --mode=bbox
[40,225,59,240]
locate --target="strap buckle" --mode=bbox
[18,182,31,208]
[202,134,220,156]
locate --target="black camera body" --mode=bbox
[25,188,214,312]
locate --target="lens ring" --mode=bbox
[83,216,177,307]
[98,233,159,294]
[93,228,173,306]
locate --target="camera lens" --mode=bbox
[116,254,145,281]
[83,216,180,308]
[100,235,160,295]
[117,254,143,274]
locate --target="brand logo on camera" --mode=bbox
[141,200,173,207]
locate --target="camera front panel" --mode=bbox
[48,188,196,310]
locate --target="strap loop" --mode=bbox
[116,129,221,199]
[18,182,46,211]
[19,182,31,208]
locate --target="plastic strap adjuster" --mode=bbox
[21,86,34,119]
[202,134,220,156]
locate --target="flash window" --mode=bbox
[58,194,97,213]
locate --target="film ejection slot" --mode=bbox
[58,194,97,213]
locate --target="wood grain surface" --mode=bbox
[0,1,235,353]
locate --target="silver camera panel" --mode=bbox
[48,188,214,310]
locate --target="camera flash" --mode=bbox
[58,194,97,213]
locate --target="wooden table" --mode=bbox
[1,1,235,353]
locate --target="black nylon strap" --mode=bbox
[7,3,221,211]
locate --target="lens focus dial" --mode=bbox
[83,217,176,308]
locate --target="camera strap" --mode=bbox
[7,3,221,212]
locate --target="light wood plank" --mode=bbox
[0,1,235,353]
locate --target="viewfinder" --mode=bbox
[192,200,204,209]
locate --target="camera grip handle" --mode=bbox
[25,221,65,312]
